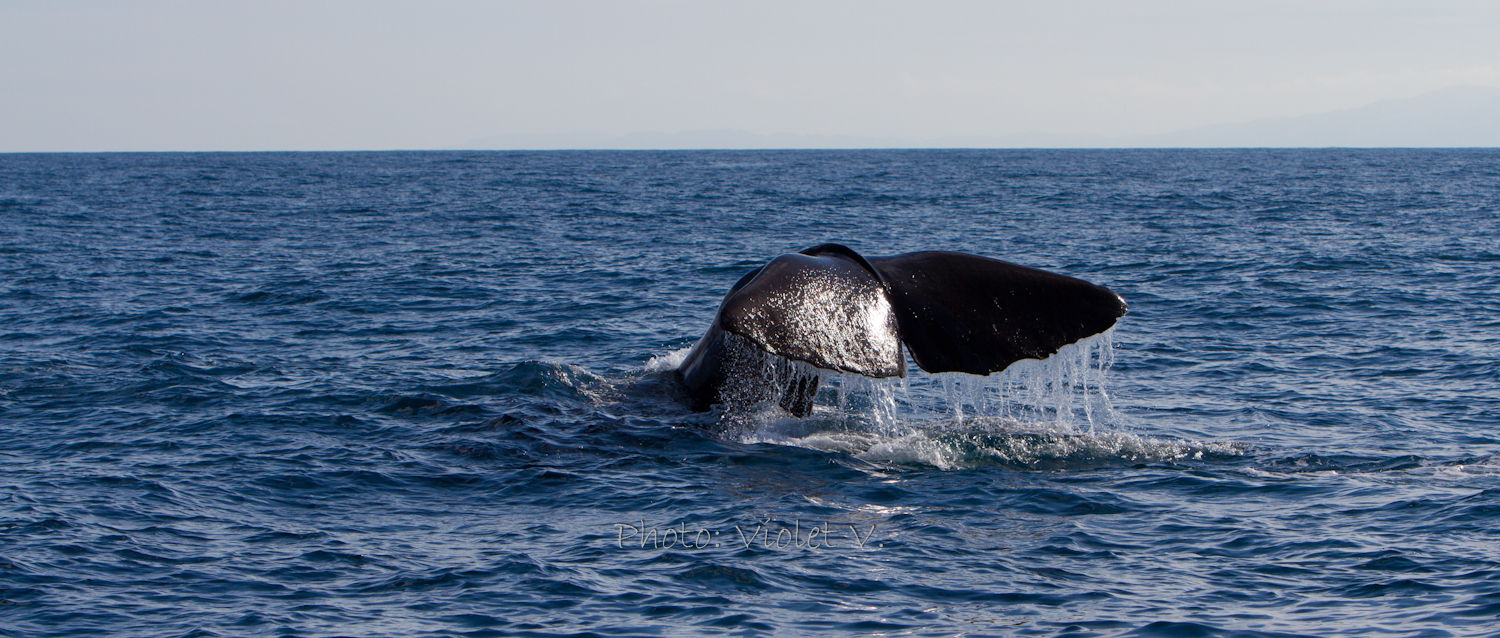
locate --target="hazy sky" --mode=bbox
[3,1,1498,151]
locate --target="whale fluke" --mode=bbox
[677,244,1127,415]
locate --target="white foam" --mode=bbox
[644,346,693,373]
[846,426,1247,471]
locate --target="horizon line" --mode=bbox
[6,146,1500,155]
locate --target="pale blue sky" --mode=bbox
[3,1,1498,151]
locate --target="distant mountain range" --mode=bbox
[461,85,1500,149]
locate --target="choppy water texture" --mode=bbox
[2,149,1499,637]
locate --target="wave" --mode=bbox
[746,418,1251,471]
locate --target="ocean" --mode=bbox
[1,149,1497,637]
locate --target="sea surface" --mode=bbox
[2,149,1498,637]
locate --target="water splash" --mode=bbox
[815,330,1119,435]
[702,334,830,438]
[647,329,1237,469]
[925,330,1117,433]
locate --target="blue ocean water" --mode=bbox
[1,149,1498,637]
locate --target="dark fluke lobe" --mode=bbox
[867,250,1126,375]
[677,244,1127,415]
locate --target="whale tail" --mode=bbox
[678,244,1127,415]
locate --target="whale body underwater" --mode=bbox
[677,244,1129,416]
